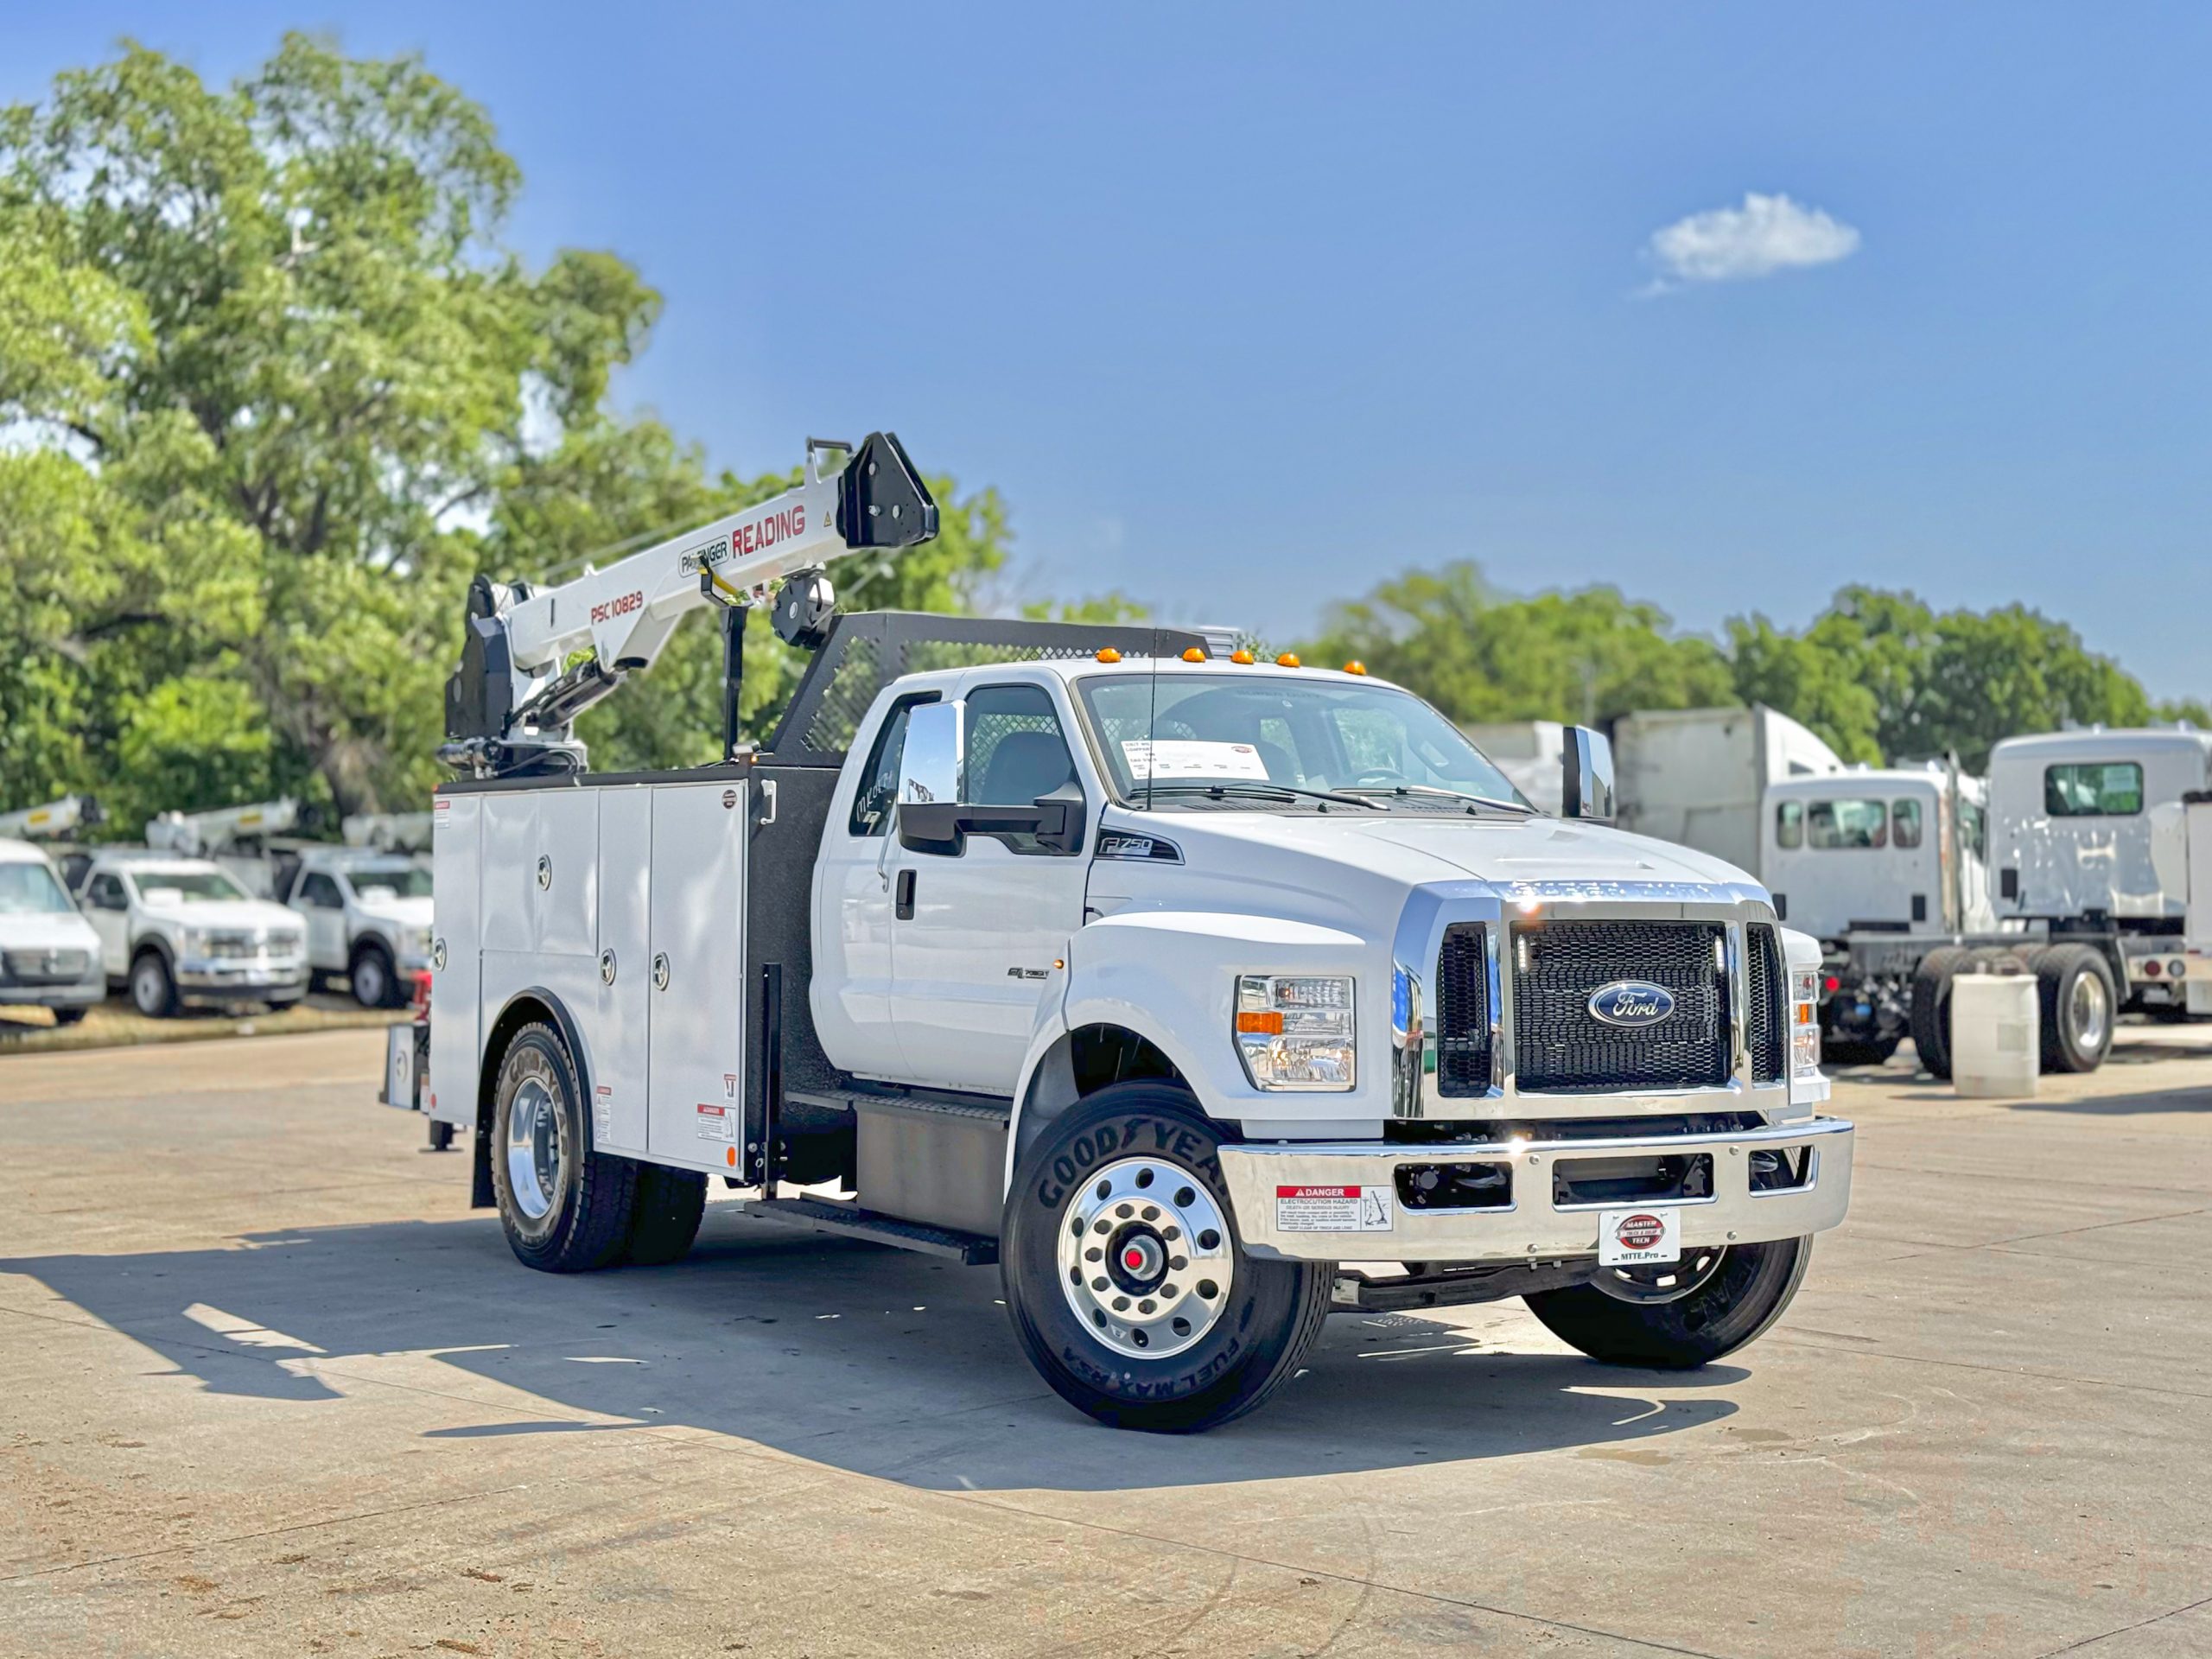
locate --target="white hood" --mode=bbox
[137,896,303,935]
[353,893,433,930]
[0,909,102,953]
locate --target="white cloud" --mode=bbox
[1643,192,1860,289]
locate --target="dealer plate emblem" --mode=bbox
[1587,980,1675,1028]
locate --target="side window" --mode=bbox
[964,683,1077,854]
[849,694,937,837]
[1961,799,1988,859]
[1808,798,1889,850]
[1891,798,1923,849]
[2044,762,2144,817]
[302,874,344,908]
[1776,800,1803,850]
[89,874,126,910]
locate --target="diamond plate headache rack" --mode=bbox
[761,612,1210,767]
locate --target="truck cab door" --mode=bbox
[84,873,130,976]
[296,872,348,969]
[887,682,1089,1096]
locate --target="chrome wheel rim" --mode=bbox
[1056,1157,1235,1360]
[131,960,163,1014]
[354,956,386,1007]
[505,1077,563,1221]
[1591,1245,1728,1305]
[2070,972,2109,1052]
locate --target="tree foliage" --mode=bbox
[0,36,1011,829]
[1305,565,2185,772]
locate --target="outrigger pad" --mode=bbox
[836,431,939,550]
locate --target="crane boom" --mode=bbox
[443,432,937,778]
[0,795,103,840]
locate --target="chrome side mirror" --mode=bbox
[897,700,964,854]
[1562,726,1616,823]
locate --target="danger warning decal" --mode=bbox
[695,1103,734,1143]
[1275,1184,1394,1234]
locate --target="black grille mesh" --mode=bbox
[1513,921,1729,1093]
[1434,924,1491,1096]
[1747,924,1785,1084]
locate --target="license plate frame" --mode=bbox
[1598,1205,1682,1266]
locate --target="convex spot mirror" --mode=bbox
[897,698,1085,856]
[1562,726,1616,823]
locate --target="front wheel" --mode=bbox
[130,951,178,1019]
[350,942,397,1010]
[1001,1082,1332,1433]
[1524,1237,1812,1369]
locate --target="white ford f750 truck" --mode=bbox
[404,433,1852,1432]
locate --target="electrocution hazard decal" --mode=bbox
[1275,1184,1393,1233]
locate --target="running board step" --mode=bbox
[741,1195,999,1266]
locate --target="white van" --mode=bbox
[0,839,105,1026]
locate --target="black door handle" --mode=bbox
[894,868,917,920]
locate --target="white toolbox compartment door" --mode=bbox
[647,779,749,1174]
[592,785,653,1155]
[427,793,481,1128]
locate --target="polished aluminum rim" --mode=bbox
[131,957,164,1014]
[1056,1157,1235,1360]
[2070,971,2109,1052]
[505,1077,563,1221]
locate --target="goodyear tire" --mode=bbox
[1525,1237,1812,1370]
[625,1164,709,1266]
[1002,1082,1332,1433]
[2035,944,2115,1073]
[489,1022,636,1273]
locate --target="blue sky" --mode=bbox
[10,3,2209,699]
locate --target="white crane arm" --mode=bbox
[0,795,104,839]
[444,432,938,777]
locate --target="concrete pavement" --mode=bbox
[1,1027,2208,1656]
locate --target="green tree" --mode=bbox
[0,36,1012,823]
[1303,561,1734,728]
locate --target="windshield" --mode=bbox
[0,860,77,916]
[1077,673,1529,810]
[346,864,433,899]
[131,868,250,905]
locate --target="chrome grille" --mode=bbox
[3,948,90,983]
[206,931,262,959]
[1512,920,1730,1093]
[1747,924,1784,1084]
[1433,924,1491,1096]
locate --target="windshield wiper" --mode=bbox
[1144,780,1384,810]
[1342,785,1541,814]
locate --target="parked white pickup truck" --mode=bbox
[278,847,434,1008]
[401,435,1852,1432]
[74,849,308,1017]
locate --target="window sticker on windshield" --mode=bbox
[1121,739,1271,780]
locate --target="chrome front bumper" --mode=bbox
[175,957,308,998]
[1218,1116,1853,1263]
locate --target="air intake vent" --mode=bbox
[1433,924,1491,1096]
[1747,923,1785,1084]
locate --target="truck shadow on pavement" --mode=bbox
[1,1206,1745,1493]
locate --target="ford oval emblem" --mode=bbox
[1588,980,1675,1028]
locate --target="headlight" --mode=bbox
[181,927,209,957]
[1235,975,1356,1090]
[1790,968,1821,1080]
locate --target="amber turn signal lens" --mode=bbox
[1236,1010,1285,1035]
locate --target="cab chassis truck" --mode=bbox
[400,432,1854,1432]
